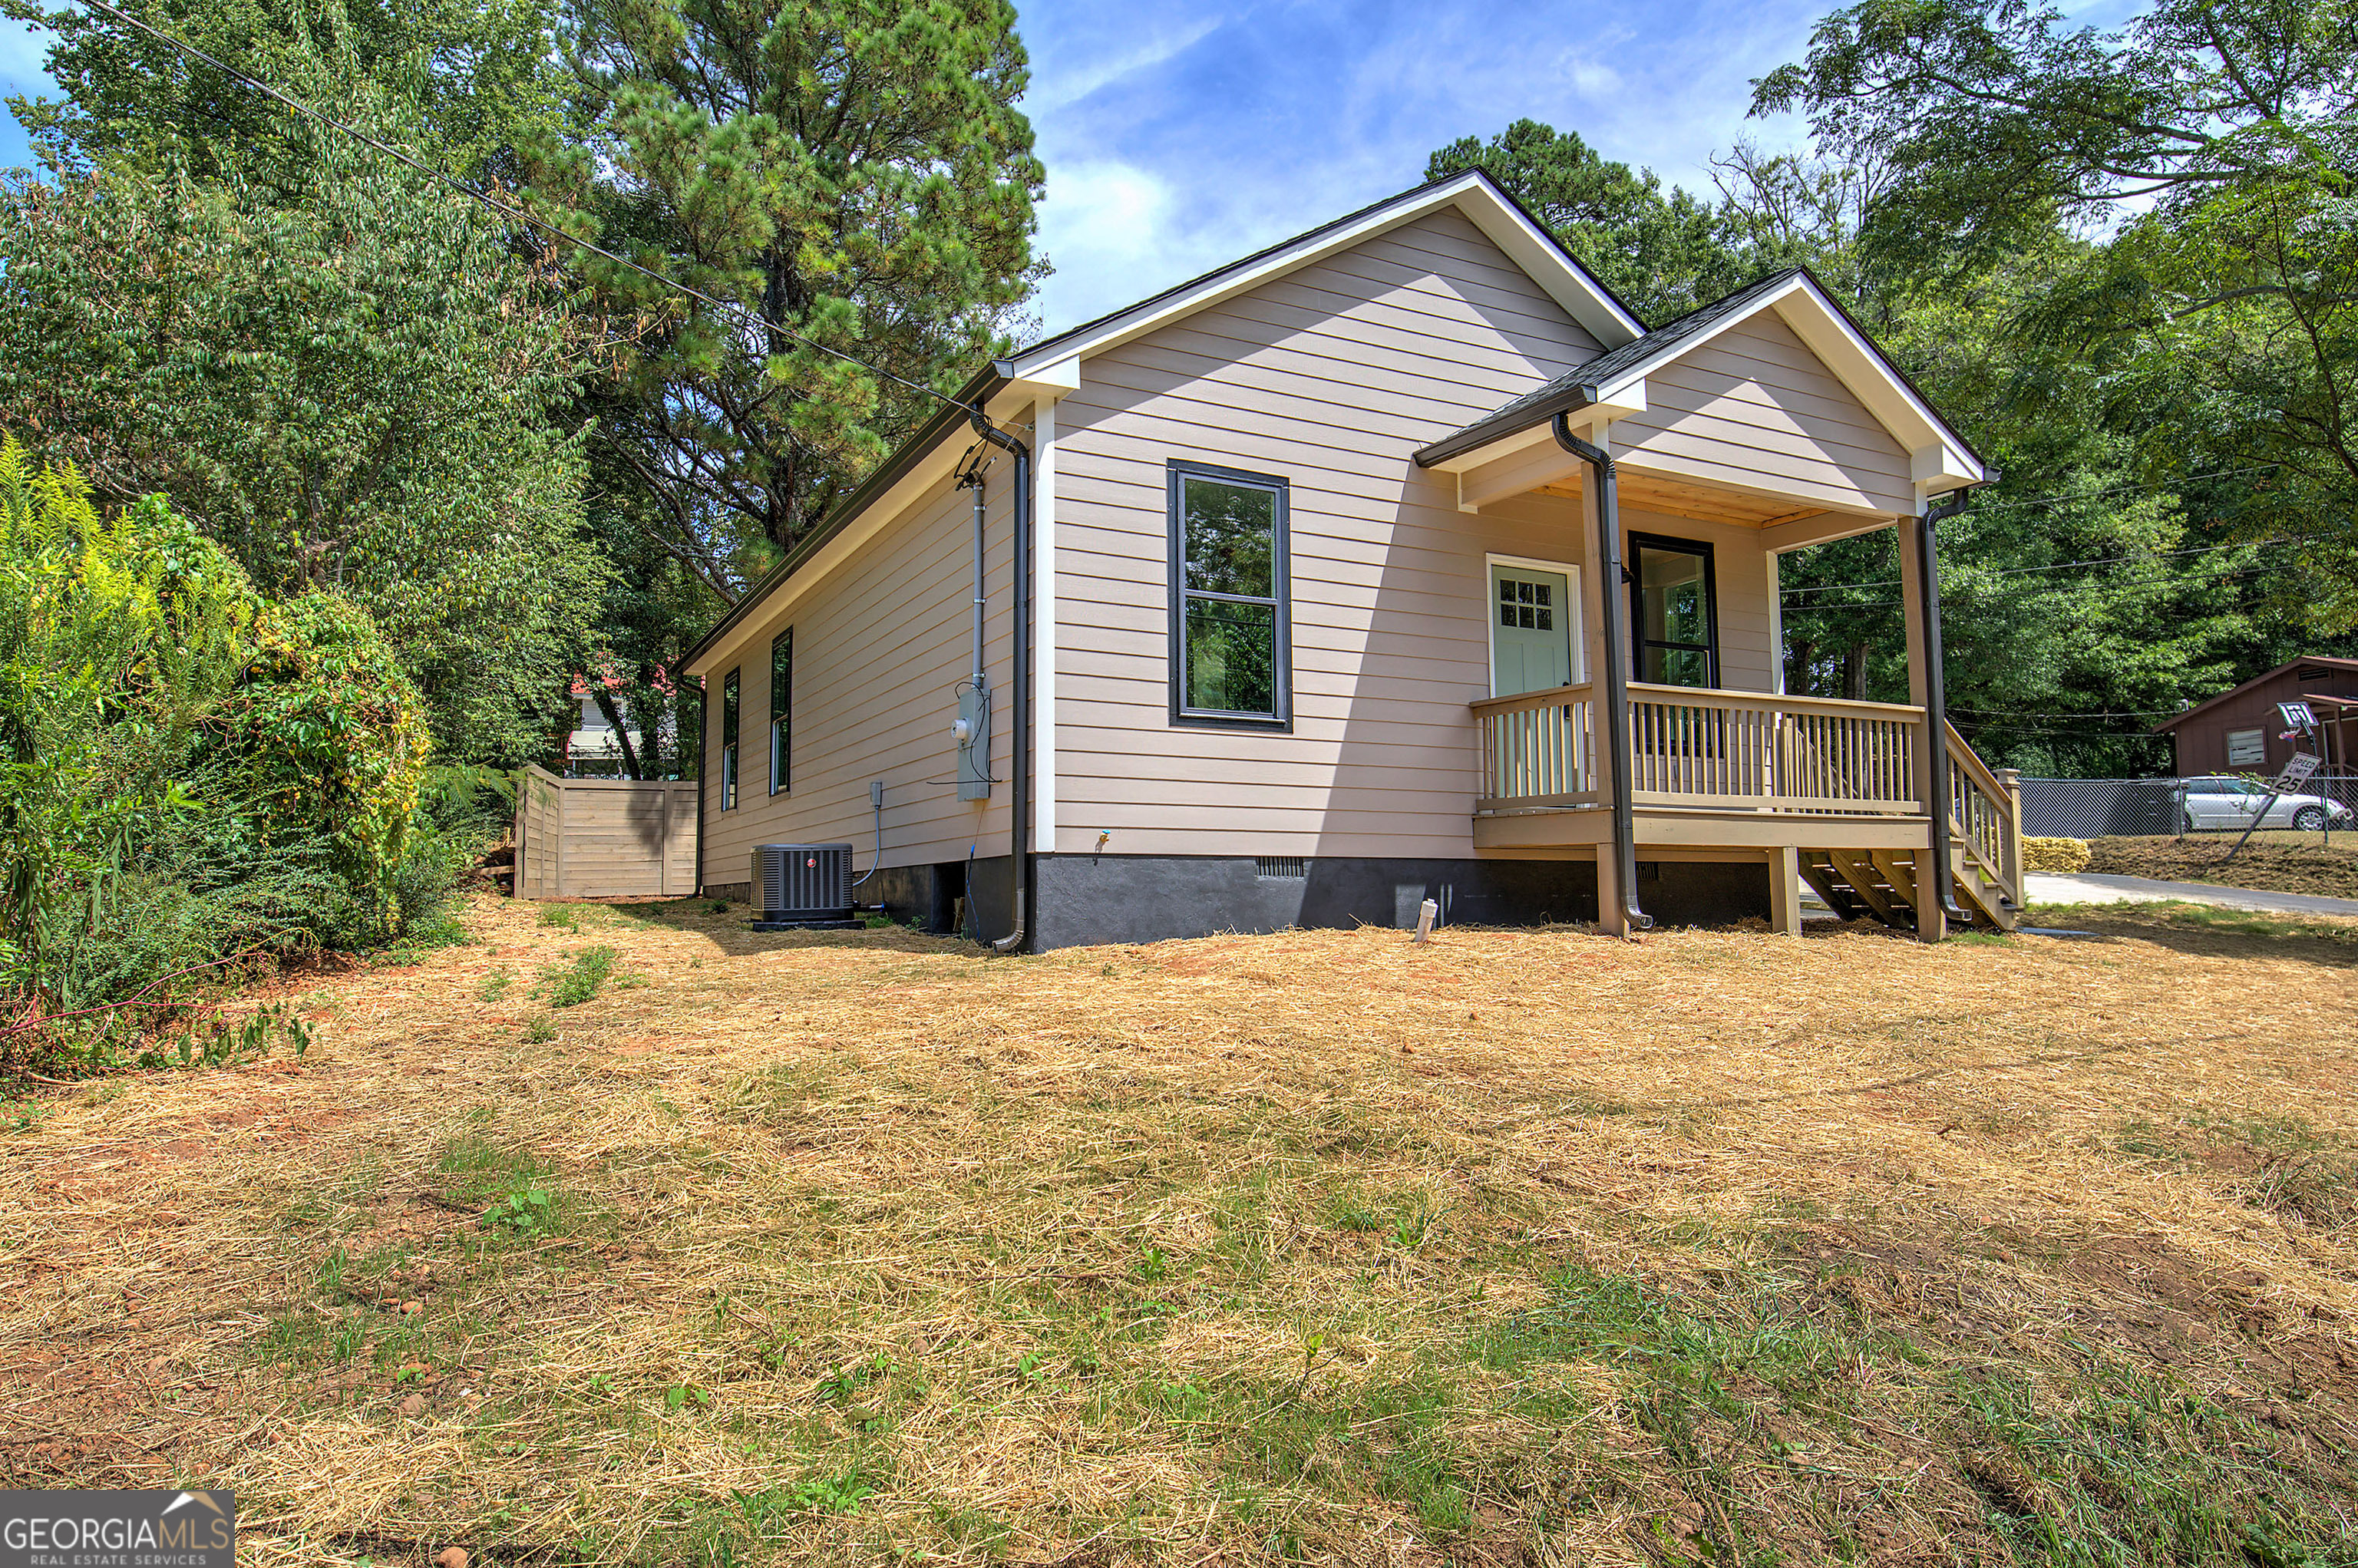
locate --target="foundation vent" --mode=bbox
[1255,856,1307,880]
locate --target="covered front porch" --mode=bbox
[1412,269,2023,939]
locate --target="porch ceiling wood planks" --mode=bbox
[1533,474,1830,528]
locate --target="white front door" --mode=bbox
[1490,563,1575,696]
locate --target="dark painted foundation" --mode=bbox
[1027,854,1770,951]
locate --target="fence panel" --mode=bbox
[514,764,698,899]
[2018,770,2358,839]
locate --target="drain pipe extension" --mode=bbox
[1551,414,1652,934]
[1917,482,1990,932]
[969,407,1032,953]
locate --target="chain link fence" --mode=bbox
[2019,768,2358,840]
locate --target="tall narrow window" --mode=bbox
[768,629,792,794]
[1168,460,1290,728]
[1630,535,1718,688]
[718,668,740,810]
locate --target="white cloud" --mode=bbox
[1025,14,1226,114]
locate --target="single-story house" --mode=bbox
[679,170,2023,949]
[2153,655,2358,775]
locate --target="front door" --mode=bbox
[1630,535,1719,688]
[1490,563,1574,696]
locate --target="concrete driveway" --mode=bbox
[2026,872,2358,919]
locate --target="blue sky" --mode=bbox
[0,0,2142,337]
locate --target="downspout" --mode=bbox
[1917,485,1983,931]
[963,461,989,688]
[689,673,708,897]
[1552,414,1653,933]
[969,408,1032,953]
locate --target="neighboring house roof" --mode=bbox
[2151,655,2358,734]
[681,171,1643,677]
[1412,266,1985,485]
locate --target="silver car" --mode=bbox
[2181,775,2356,832]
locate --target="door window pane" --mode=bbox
[1631,538,1717,688]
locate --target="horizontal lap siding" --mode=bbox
[1051,206,1612,859]
[1613,311,1914,514]
[701,467,1015,887]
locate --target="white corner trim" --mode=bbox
[1032,398,1058,857]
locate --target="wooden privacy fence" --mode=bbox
[514,764,698,900]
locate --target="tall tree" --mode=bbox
[527,0,1043,600]
[1754,0,2358,629]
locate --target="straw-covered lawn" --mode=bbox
[6,895,2358,1566]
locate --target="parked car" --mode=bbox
[2181,775,2356,832]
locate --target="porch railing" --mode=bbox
[1471,682,1924,815]
[1946,720,2023,898]
[1472,684,1597,810]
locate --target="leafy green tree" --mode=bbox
[4,0,563,177]
[527,0,1043,589]
[1754,0,2358,627]
[1426,119,1738,324]
[0,139,604,764]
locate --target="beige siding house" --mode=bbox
[680,171,2023,949]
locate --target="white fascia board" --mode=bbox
[1002,173,1640,378]
[682,430,968,680]
[989,355,1080,419]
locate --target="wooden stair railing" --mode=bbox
[1944,722,2023,930]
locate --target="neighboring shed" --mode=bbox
[2152,656,2358,774]
[514,765,698,900]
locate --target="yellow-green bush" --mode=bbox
[2023,837,2092,873]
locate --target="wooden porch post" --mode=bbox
[1577,424,1628,937]
[1768,847,1803,936]
[1895,515,1946,942]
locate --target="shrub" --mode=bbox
[2023,837,2092,873]
[207,593,432,940]
[0,439,453,1065]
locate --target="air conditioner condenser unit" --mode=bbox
[750,843,859,929]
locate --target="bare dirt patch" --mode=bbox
[5,896,2357,1565]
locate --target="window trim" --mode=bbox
[718,667,740,810]
[2224,727,2266,767]
[1166,457,1292,731]
[768,628,792,796]
[1627,532,1720,688]
[1484,553,1584,697]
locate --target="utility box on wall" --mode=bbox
[957,685,992,801]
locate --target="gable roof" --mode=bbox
[682,172,1645,677]
[2151,655,2358,733]
[1000,168,1645,379]
[1411,267,1985,486]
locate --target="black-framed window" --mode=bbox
[1630,534,1718,688]
[1168,459,1290,728]
[718,667,740,810]
[768,629,792,794]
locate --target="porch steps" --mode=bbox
[1798,844,2019,934]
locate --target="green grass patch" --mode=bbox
[537,945,618,1008]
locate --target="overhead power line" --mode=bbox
[74,0,979,418]
[1782,530,2322,596]
[1947,464,2283,514]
